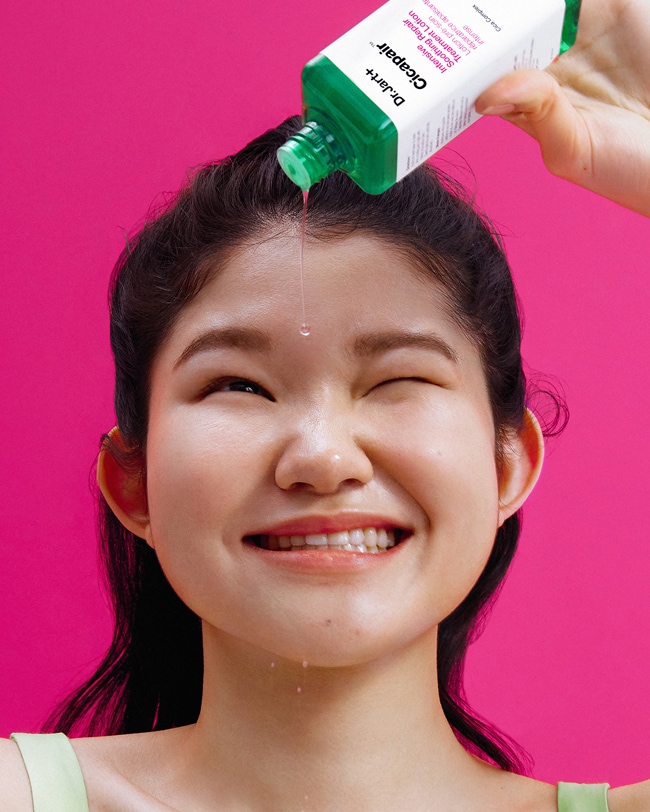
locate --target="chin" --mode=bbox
[255,616,434,671]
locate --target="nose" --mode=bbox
[274,404,374,494]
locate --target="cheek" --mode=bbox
[144,407,270,546]
[382,396,499,518]
[141,413,262,634]
[384,399,501,609]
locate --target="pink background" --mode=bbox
[2,0,649,788]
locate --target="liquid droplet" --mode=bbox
[270,662,275,668]
[297,686,302,693]
[299,323,310,336]
[302,660,308,668]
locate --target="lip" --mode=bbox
[242,513,412,572]
[244,512,411,537]
[245,543,404,572]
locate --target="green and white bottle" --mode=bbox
[278,0,582,194]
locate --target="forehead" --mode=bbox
[176,232,457,331]
[155,232,483,379]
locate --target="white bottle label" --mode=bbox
[322,0,566,180]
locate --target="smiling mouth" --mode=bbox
[246,528,409,553]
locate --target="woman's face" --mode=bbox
[139,232,520,667]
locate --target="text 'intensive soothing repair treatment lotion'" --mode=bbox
[277,0,581,193]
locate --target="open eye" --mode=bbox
[200,377,274,401]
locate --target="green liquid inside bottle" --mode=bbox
[277,55,398,195]
[560,0,582,53]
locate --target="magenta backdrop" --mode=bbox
[2,0,649,788]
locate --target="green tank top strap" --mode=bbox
[558,782,610,812]
[11,732,90,812]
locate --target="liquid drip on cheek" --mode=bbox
[299,190,310,337]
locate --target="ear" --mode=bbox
[497,408,545,526]
[97,427,152,545]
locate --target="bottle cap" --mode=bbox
[277,122,342,191]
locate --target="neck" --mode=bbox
[181,626,493,811]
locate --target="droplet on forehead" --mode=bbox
[299,323,311,336]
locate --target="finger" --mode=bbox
[475,69,590,180]
[475,69,558,116]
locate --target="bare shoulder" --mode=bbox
[500,772,557,812]
[70,725,191,775]
[0,738,33,812]
[69,727,194,810]
[0,731,189,812]
[476,761,557,812]
[608,780,650,812]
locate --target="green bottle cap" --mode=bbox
[277,122,343,191]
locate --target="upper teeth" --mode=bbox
[262,528,397,553]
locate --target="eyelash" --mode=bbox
[375,376,433,389]
[200,377,274,401]
[199,375,437,402]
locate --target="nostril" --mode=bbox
[274,443,374,494]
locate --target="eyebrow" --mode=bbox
[174,326,272,369]
[174,326,459,370]
[353,330,459,363]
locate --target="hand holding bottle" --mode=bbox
[475,0,650,216]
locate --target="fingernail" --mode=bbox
[477,103,517,116]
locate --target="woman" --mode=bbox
[2,1,649,809]
[0,121,641,811]
[6,118,562,809]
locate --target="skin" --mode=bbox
[476,0,650,216]
[139,235,533,671]
[0,232,647,809]
[3,233,546,811]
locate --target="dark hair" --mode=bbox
[45,116,556,773]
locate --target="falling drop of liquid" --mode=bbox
[298,190,309,336]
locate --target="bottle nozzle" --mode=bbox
[277,122,342,191]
